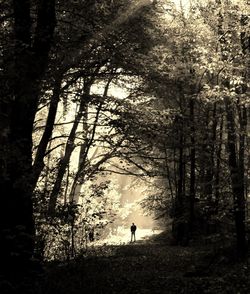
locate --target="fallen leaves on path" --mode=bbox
[42,231,250,294]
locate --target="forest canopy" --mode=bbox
[0,0,249,278]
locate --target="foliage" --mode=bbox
[1,0,250,270]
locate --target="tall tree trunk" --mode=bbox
[189,98,195,226]
[48,93,89,216]
[32,74,63,191]
[69,77,112,203]
[205,103,218,213]
[216,0,248,258]
[69,90,90,203]
[238,104,247,199]
[0,0,56,276]
[225,97,247,258]
[176,117,184,217]
[172,110,189,246]
[198,107,214,232]
[214,111,224,211]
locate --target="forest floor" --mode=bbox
[5,229,250,294]
[36,229,250,294]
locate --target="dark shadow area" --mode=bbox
[3,229,249,294]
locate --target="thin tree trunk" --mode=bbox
[64,164,70,205]
[205,103,218,213]
[165,153,174,203]
[32,74,63,190]
[177,119,184,216]
[189,98,195,225]
[238,104,247,198]
[48,94,88,216]
[225,97,247,258]
[69,78,112,203]
[69,87,90,203]
[214,112,224,210]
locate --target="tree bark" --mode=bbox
[69,89,90,203]
[69,77,112,203]
[48,92,89,216]
[32,74,63,191]
[214,111,224,211]
[189,98,195,225]
[0,0,55,276]
[225,97,247,258]
[176,117,184,217]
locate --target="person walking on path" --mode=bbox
[130,223,137,242]
[89,228,94,242]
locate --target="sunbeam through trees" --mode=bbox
[0,0,250,293]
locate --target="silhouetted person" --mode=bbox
[130,223,137,242]
[89,228,94,242]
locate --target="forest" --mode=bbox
[0,0,250,293]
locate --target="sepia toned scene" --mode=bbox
[0,0,250,293]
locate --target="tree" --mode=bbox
[30,0,158,259]
[0,0,56,275]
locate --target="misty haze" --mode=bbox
[0,0,250,293]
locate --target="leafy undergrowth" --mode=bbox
[4,231,250,294]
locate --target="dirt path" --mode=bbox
[42,232,250,294]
